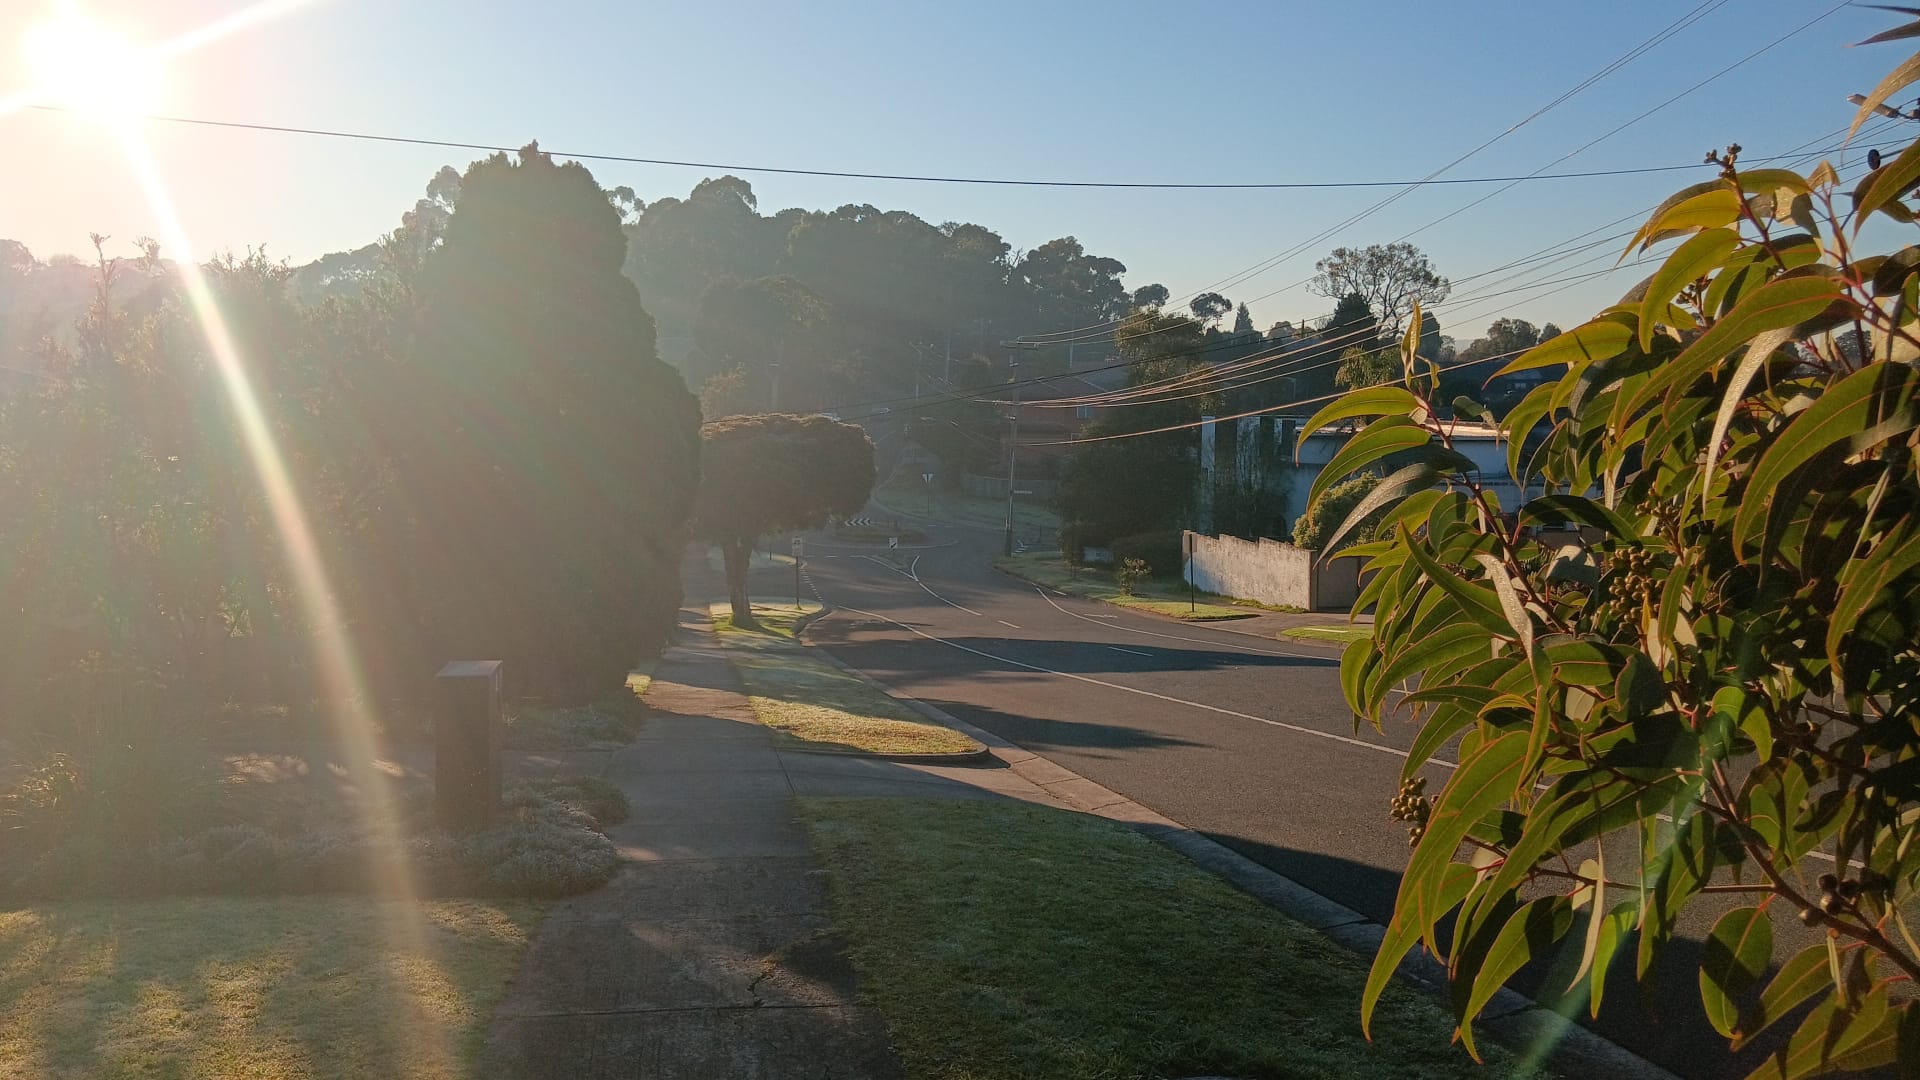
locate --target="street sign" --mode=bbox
[791,537,803,556]
[888,536,899,549]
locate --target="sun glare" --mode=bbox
[21,11,164,121]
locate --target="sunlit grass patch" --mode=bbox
[801,797,1553,1080]
[708,601,981,757]
[994,552,1255,620]
[0,896,542,1079]
[1277,624,1374,644]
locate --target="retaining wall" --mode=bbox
[1182,531,1359,612]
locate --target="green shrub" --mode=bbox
[502,701,635,750]
[1289,473,1380,552]
[506,775,629,825]
[1,740,230,859]
[1115,558,1150,597]
[1059,523,1088,565]
[1109,530,1184,578]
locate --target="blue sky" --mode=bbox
[0,0,1907,342]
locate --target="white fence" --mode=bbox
[1182,531,1361,612]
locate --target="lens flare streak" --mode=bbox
[119,128,453,1069]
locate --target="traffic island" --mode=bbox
[708,600,986,760]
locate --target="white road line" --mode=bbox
[998,620,1021,629]
[833,599,1455,771]
[1109,646,1152,657]
[855,554,985,617]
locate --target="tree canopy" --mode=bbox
[694,413,875,624]
[1308,243,1451,338]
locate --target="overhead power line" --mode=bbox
[18,104,1827,192]
[1017,0,1739,345]
[824,142,1886,428]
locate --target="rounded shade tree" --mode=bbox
[1322,20,1920,1074]
[694,413,875,626]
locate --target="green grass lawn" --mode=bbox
[1277,624,1375,644]
[709,601,982,757]
[0,896,542,1079]
[801,797,1553,1080]
[995,551,1257,621]
[873,471,1062,532]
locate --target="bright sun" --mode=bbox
[21,11,164,121]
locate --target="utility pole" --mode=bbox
[999,341,1041,556]
[770,341,784,412]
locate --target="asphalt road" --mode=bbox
[753,503,1863,1080]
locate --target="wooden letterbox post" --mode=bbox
[435,660,503,831]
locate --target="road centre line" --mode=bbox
[998,620,1022,629]
[855,554,984,616]
[830,599,1455,771]
[1109,646,1152,657]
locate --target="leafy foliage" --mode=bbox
[409,144,701,700]
[1115,557,1150,596]
[694,413,876,625]
[1310,242,1451,338]
[1328,26,1920,1075]
[1337,345,1402,390]
[1058,308,1212,545]
[1109,530,1185,577]
[1291,472,1382,551]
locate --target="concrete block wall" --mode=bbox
[1182,531,1359,612]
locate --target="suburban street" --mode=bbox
[759,495,1799,1080]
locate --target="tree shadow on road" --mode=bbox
[917,698,1208,758]
[805,630,1338,680]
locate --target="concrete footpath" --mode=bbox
[479,605,1063,1079]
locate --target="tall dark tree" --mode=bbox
[1058,309,1210,547]
[1189,291,1233,325]
[1012,236,1129,332]
[409,143,700,698]
[1131,282,1170,310]
[1416,309,1444,360]
[1298,292,1378,402]
[694,414,874,625]
[1231,302,1256,336]
[684,274,833,410]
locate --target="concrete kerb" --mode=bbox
[795,609,1678,1080]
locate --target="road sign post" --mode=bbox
[1186,531,1195,613]
[791,537,803,611]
